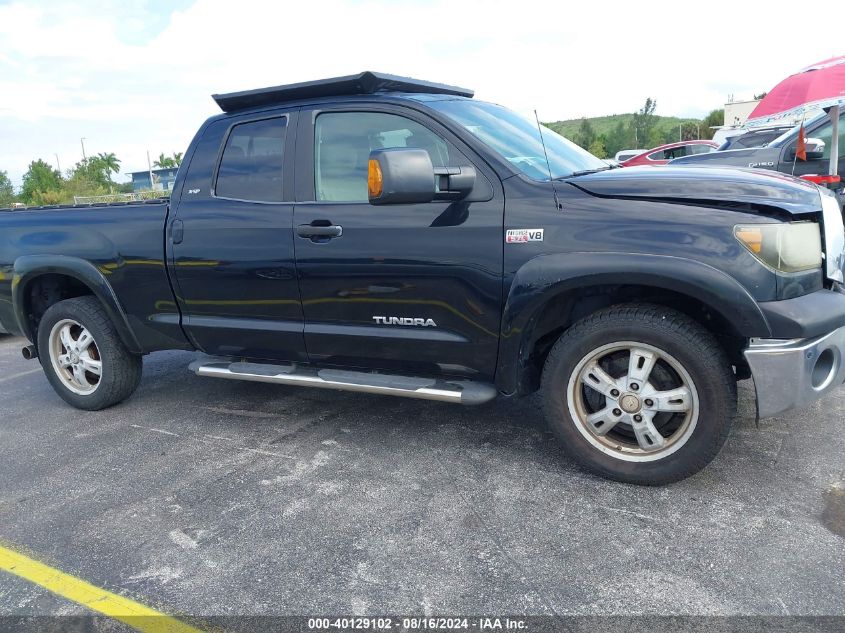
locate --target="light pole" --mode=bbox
[146,150,155,191]
[54,154,61,173]
[80,138,87,161]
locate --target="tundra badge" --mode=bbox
[373,316,437,327]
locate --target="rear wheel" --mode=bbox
[37,297,142,410]
[541,304,736,485]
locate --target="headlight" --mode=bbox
[734,222,822,273]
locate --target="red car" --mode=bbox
[621,140,719,166]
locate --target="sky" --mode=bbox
[0,0,841,187]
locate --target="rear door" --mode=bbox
[291,103,504,380]
[169,109,306,361]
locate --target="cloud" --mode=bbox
[0,0,840,185]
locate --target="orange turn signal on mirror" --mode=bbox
[368,159,383,199]
[734,227,762,253]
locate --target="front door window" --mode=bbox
[314,111,452,202]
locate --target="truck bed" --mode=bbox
[0,198,188,351]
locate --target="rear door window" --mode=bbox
[215,117,286,202]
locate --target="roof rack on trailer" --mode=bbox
[212,71,474,113]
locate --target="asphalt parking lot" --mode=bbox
[0,332,843,625]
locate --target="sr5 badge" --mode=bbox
[506,228,544,243]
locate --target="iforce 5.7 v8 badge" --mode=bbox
[506,228,544,243]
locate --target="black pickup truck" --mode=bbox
[3,71,845,485]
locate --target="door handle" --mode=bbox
[296,223,343,239]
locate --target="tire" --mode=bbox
[37,296,142,411]
[540,303,736,485]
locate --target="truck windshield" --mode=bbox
[428,99,608,180]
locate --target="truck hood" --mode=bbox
[569,165,821,215]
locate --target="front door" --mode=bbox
[292,105,504,379]
[169,110,306,361]
[784,111,845,180]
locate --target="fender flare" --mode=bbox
[495,252,771,394]
[13,255,142,353]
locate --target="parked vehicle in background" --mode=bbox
[716,125,795,151]
[2,72,845,486]
[671,109,845,184]
[614,149,647,162]
[621,140,719,166]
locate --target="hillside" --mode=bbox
[543,111,715,159]
[546,113,701,142]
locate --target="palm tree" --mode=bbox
[153,153,175,169]
[172,152,183,167]
[96,152,121,182]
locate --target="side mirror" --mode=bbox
[368,148,476,205]
[806,138,826,160]
[368,148,435,205]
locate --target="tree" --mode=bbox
[699,109,724,140]
[70,158,110,188]
[21,160,62,204]
[95,152,121,182]
[631,97,657,148]
[0,170,16,207]
[575,118,596,150]
[605,120,632,157]
[753,92,768,100]
[153,153,176,169]
[173,152,183,166]
[30,190,65,206]
[679,121,700,141]
[63,162,110,200]
[588,137,607,159]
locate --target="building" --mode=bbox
[127,167,179,193]
[724,98,761,128]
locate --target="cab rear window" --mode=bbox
[215,117,286,202]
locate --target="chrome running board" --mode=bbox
[188,358,498,406]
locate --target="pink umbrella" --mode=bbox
[746,55,845,176]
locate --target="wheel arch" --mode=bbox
[496,252,771,395]
[13,255,142,353]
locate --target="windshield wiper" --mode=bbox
[559,165,615,179]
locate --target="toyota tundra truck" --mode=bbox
[2,72,844,485]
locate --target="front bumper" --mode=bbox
[745,326,845,418]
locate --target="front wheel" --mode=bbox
[541,304,736,485]
[37,296,142,411]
